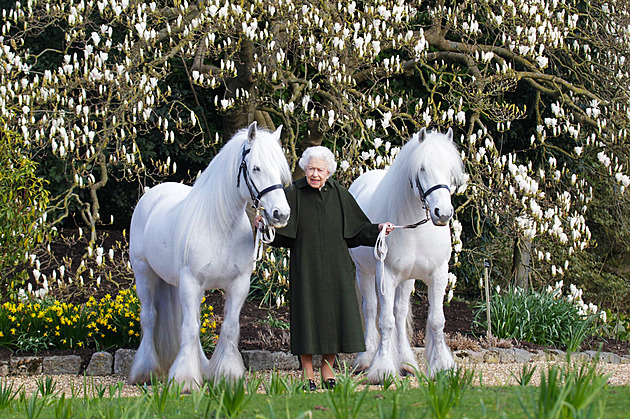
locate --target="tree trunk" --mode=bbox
[221,40,258,138]
[512,237,531,289]
[290,119,325,180]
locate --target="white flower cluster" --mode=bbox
[546,280,606,322]
[466,120,594,277]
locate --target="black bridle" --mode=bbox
[237,146,284,209]
[413,175,451,201]
[404,175,451,228]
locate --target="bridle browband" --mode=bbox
[237,145,284,209]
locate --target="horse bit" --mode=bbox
[237,145,284,262]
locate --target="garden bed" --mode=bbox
[2,228,629,362]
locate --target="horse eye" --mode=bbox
[252,166,261,172]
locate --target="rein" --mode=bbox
[373,179,450,295]
[238,145,284,264]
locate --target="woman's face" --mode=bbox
[305,157,330,189]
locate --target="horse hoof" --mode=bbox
[353,368,366,375]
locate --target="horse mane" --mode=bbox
[371,130,464,222]
[174,126,291,265]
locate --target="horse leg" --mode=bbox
[424,268,456,377]
[168,268,205,393]
[206,273,248,382]
[394,279,419,375]
[128,260,161,385]
[366,263,399,384]
[353,266,379,372]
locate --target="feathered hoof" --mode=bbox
[352,352,374,373]
[351,364,367,375]
[366,367,399,385]
[207,361,245,384]
[170,373,203,394]
[177,381,198,394]
[426,359,457,378]
[128,363,163,386]
[127,371,151,386]
[351,361,369,375]
[399,357,420,375]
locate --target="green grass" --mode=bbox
[0,386,628,418]
[0,362,625,418]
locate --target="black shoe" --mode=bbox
[304,379,317,392]
[322,378,336,390]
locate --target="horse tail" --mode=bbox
[153,279,182,373]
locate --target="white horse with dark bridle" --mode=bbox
[128,122,291,392]
[349,127,466,383]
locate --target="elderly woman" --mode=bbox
[265,146,393,391]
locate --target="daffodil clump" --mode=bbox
[0,288,217,353]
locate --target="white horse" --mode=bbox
[128,122,291,392]
[349,127,466,383]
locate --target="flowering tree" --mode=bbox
[2,0,630,299]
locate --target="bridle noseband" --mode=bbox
[237,146,284,209]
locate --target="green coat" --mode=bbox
[271,177,380,355]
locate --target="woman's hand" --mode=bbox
[254,214,263,229]
[379,222,395,235]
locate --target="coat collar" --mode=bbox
[296,176,334,190]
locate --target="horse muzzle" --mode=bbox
[265,208,290,228]
[430,205,453,226]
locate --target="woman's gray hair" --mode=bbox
[298,146,337,175]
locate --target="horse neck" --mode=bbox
[177,142,248,239]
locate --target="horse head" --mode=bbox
[411,127,465,226]
[240,122,291,227]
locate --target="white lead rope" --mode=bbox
[374,216,430,295]
[374,226,397,296]
[254,212,276,268]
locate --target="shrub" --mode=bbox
[0,124,50,293]
[473,283,603,351]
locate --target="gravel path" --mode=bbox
[5,361,630,397]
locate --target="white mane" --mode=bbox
[370,130,464,222]
[174,127,291,264]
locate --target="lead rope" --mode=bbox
[253,208,276,267]
[374,226,398,296]
[373,213,431,295]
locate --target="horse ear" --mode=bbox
[247,121,258,144]
[446,127,454,141]
[417,127,427,143]
[273,125,283,144]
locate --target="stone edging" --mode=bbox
[1,348,628,378]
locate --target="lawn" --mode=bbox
[0,362,626,418]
